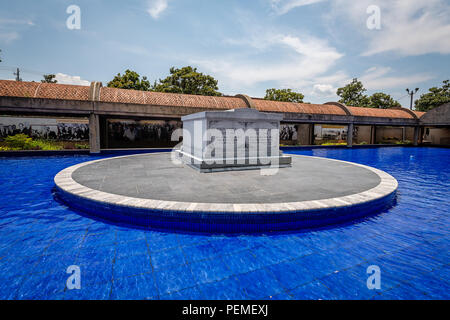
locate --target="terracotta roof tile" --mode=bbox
[252,99,347,115]
[100,87,146,104]
[0,80,90,101]
[98,87,247,110]
[36,82,90,101]
[413,111,426,118]
[0,80,40,98]
[0,80,425,120]
[347,106,414,119]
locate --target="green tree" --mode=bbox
[264,88,304,103]
[153,66,221,96]
[107,69,151,91]
[369,92,402,109]
[336,78,370,107]
[414,80,450,112]
[41,74,57,83]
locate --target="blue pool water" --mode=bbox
[0,147,448,300]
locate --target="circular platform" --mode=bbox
[54,152,398,233]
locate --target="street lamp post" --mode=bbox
[406,88,419,110]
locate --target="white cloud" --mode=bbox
[270,0,327,15]
[181,3,445,101]
[314,70,348,86]
[359,67,434,90]
[188,5,346,99]
[364,0,450,56]
[193,33,343,91]
[147,0,169,20]
[0,31,19,43]
[312,84,336,96]
[0,17,34,43]
[328,0,450,56]
[0,18,34,26]
[307,66,434,100]
[54,73,90,86]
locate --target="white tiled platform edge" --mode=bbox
[54,152,398,213]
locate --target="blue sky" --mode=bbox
[0,0,449,105]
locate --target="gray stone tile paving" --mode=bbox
[71,153,381,204]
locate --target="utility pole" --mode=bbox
[13,68,22,81]
[406,88,419,110]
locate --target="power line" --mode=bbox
[0,65,51,81]
[396,94,409,101]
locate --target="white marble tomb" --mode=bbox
[176,108,292,172]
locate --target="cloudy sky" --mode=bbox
[0,0,449,105]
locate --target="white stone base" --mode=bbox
[175,149,292,173]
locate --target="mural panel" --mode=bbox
[280,124,298,145]
[0,116,89,141]
[107,119,182,148]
